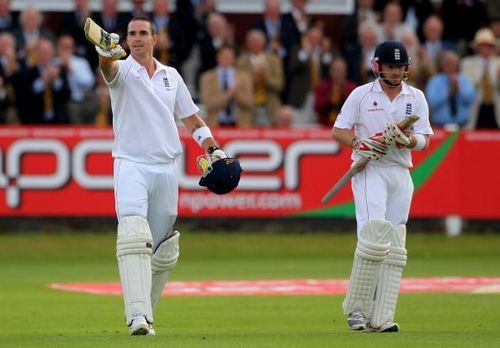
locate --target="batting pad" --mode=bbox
[116,216,154,325]
[343,220,393,316]
[151,231,180,311]
[370,224,407,328]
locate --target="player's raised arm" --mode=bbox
[83,17,125,82]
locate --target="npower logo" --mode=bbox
[0,139,339,209]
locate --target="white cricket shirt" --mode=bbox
[105,56,199,164]
[334,79,433,168]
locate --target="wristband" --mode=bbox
[413,134,426,150]
[192,126,213,147]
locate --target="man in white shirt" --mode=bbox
[93,16,236,335]
[332,41,433,333]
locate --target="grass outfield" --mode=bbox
[0,231,499,347]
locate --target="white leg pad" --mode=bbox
[370,224,407,328]
[151,231,180,311]
[116,216,154,325]
[343,220,393,316]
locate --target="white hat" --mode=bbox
[472,28,497,47]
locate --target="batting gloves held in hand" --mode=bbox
[95,33,126,60]
[352,136,388,160]
[197,146,228,175]
[384,122,411,148]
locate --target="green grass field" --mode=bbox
[0,230,499,347]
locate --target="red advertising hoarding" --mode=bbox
[0,127,498,218]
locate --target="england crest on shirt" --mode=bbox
[163,77,171,90]
[405,103,412,115]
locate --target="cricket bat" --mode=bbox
[321,115,420,204]
[84,17,118,50]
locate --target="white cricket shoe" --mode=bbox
[347,310,368,331]
[128,315,149,336]
[365,321,399,333]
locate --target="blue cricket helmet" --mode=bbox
[199,158,242,195]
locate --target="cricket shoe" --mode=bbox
[128,315,150,336]
[364,321,399,333]
[347,310,368,331]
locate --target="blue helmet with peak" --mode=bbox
[199,157,242,195]
[373,41,410,66]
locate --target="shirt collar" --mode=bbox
[128,55,169,74]
[373,78,410,95]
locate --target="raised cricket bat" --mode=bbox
[84,17,117,50]
[321,115,420,204]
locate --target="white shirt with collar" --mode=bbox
[105,55,198,164]
[334,79,433,168]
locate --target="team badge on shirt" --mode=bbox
[406,103,412,115]
[163,77,171,90]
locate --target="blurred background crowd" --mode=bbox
[0,0,499,131]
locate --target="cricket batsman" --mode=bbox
[332,41,433,332]
[86,16,241,335]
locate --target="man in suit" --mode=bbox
[200,45,253,128]
[461,28,500,129]
[288,26,333,125]
[19,37,70,124]
[237,30,283,127]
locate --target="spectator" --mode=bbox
[252,0,287,58]
[461,28,500,129]
[200,45,253,128]
[341,0,379,52]
[61,0,98,70]
[237,29,283,127]
[19,37,70,124]
[94,0,129,42]
[151,0,191,73]
[56,34,97,124]
[426,50,475,130]
[280,0,311,101]
[197,12,234,87]
[420,15,455,82]
[130,0,147,18]
[344,21,380,85]
[288,26,334,126]
[314,56,357,127]
[0,0,18,34]
[396,0,434,42]
[13,6,54,66]
[377,1,414,42]
[283,0,310,39]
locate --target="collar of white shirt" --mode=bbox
[128,55,169,75]
[373,79,411,95]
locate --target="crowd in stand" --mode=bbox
[0,0,499,130]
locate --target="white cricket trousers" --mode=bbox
[114,158,179,249]
[352,164,414,235]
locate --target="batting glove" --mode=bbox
[352,136,388,160]
[208,146,228,162]
[95,33,126,60]
[384,122,411,148]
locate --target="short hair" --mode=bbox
[129,16,157,35]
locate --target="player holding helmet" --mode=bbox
[331,41,433,332]
[90,16,240,336]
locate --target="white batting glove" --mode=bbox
[95,44,126,60]
[352,136,388,160]
[95,33,126,60]
[384,122,411,148]
[208,146,228,162]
